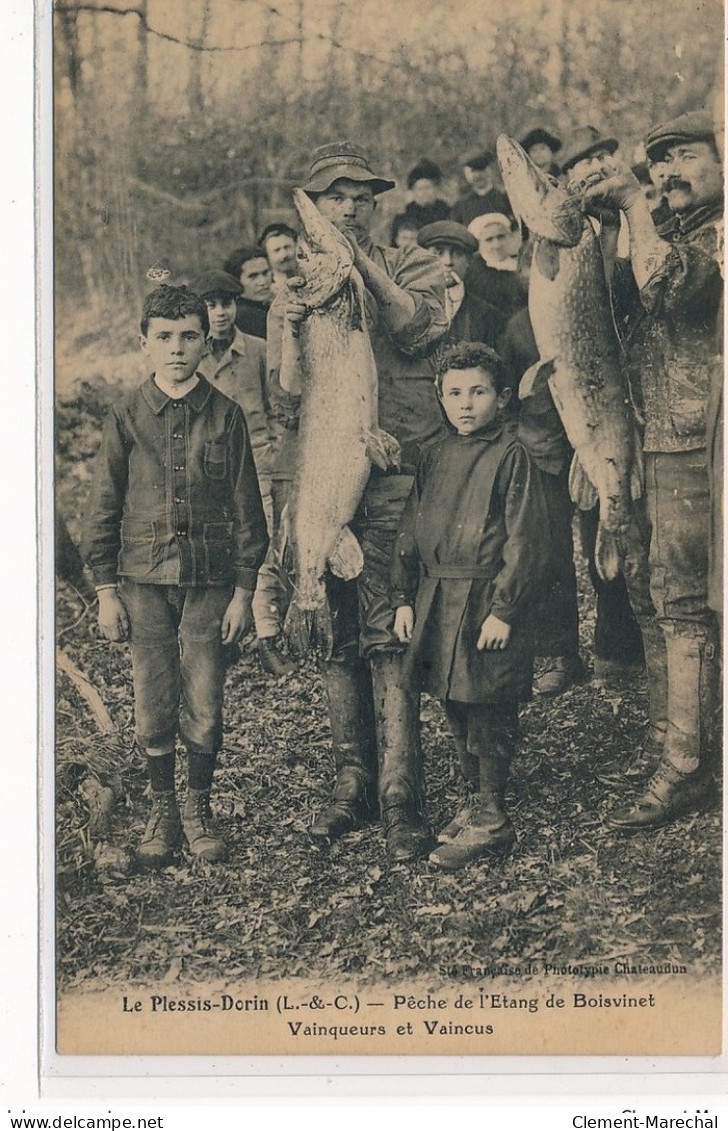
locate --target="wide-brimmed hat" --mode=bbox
[417,221,478,255]
[519,126,562,154]
[560,126,619,173]
[192,269,243,299]
[302,141,395,195]
[645,110,716,163]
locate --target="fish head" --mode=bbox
[292,187,355,307]
[496,135,584,247]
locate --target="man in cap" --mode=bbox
[389,158,451,244]
[451,148,512,228]
[258,223,298,295]
[416,220,504,347]
[193,270,294,679]
[519,125,562,177]
[269,141,448,863]
[581,109,723,829]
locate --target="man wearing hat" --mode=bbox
[451,148,512,228]
[416,220,504,347]
[580,109,723,830]
[559,124,619,182]
[269,141,448,863]
[519,125,562,177]
[194,269,293,680]
[389,158,451,244]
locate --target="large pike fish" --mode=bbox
[496,134,643,581]
[283,187,400,657]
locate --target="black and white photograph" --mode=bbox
[49,0,724,1058]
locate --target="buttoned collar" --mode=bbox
[142,374,213,415]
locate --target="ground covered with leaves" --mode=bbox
[55,363,722,993]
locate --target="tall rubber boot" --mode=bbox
[310,658,377,840]
[595,618,668,787]
[608,625,718,831]
[370,652,431,863]
[430,706,517,870]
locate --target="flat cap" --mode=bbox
[560,125,618,173]
[191,269,243,299]
[417,221,478,254]
[645,110,716,162]
[519,126,562,153]
[302,141,395,196]
[460,147,496,170]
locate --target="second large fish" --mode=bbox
[283,187,400,657]
[496,135,643,581]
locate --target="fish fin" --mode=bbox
[519,359,555,400]
[328,525,364,581]
[630,432,644,501]
[534,240,561,281]
[365,427,402,471]
[568,453,599,510]
[595,523,621,583]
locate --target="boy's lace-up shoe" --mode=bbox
[136,790,181,869]
[183,789,227,862]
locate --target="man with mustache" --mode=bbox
[581,110,723,829]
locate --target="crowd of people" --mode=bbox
[79,110,724,875]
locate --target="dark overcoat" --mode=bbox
[390,419,548,703]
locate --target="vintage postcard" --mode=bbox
[45,0,724,1066]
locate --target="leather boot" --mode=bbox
[430,756,516,870]
[310,659,377,840]
[595,619,668,787]
[608,625,718,831]
[370,652,431,863]
[182,789,227,862]
[437,735,479,843]
[136,789,181,869]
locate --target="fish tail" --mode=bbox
[283,593,335,661]
[595,522,621,583]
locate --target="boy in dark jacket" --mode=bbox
[82,285,268,868]
[391,343,548,870]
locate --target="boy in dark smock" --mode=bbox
[391,343,548,870]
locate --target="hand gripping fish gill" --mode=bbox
[496,135,644,582]
[283,187,400,657]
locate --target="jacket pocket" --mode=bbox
[203,521,234,581]
[120,519,156,572]
[204,439,229,480]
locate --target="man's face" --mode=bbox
[265,234,297,276]
[527,142,555,171]
[661,140,722,214]
[141,315,206,385]
[463,164,493,193]
[204,296,237,339]
[411,177,438,206]
[477,223,510,264]
[566,148,612,186]
[430,242,471,286]
[316,178,375,243]
[239,257,272,302]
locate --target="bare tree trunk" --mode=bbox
[187,0,211,116]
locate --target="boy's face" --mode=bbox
[239,257,273,302]
[141,315,206,384]
[204,295,237,339]
[439,366,510,435]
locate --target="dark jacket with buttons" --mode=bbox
[81,375,269,590]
